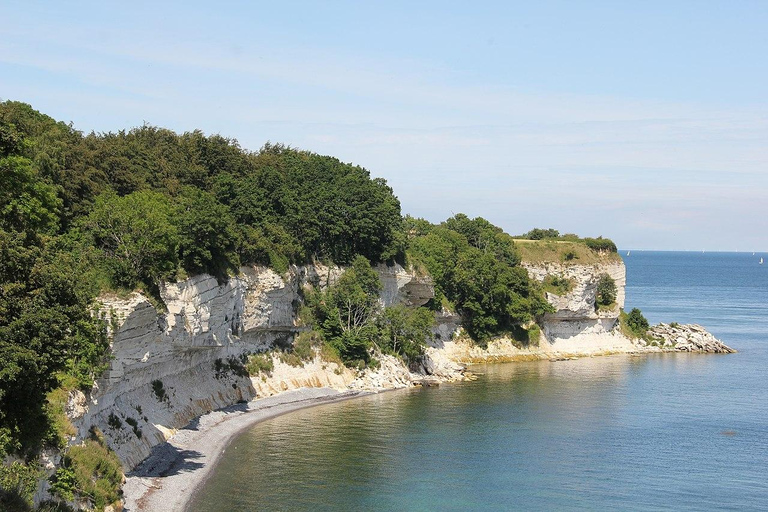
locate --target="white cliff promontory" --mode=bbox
[521,259,636,355]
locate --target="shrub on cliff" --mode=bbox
[51,432,123,510]
[0,460,40,510]
[542,275,573,296]
[583,237,618,253]
[596,273,617,307]
[520,228,560,240]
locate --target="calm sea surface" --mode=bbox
[190,252,768,511]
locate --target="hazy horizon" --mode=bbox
[3,1,766,251]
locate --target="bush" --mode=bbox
[246,353,274,376]
[292,331,318,361]
[542,275,573,296]
[151,380,167,402]
[521,228,560,240]
[214,356,249,379]
[304,256,382,367]
[583,237,618,253]
[49,465,77,503]
[125,417,142,439]
[0,461,40,510]
[62,436,123,510]
[596,273,617,307]
[377,305,435,362]
[627,308,649,333]
[107,413,122,430]
[620,308,650,339]
[509,324,542,348]
[527,324,541,346]
[46,383,78,450]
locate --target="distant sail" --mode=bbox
[761,258,764,265]
[626,251,630,256]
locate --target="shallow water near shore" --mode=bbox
[190,251,768,511]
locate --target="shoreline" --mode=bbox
[120,326,734,511]
[122,387,371,512]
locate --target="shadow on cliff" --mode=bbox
[128,443,205,478]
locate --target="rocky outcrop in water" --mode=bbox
[649,323,736,353]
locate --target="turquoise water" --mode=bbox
[190,252,768,511]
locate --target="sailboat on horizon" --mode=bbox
[760,257,764,265]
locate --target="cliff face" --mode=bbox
[522,260,633,353]
[71,263,429,470]
[68,254,728,475]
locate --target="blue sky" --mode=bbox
[2,1,767,250]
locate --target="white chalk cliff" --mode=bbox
[522,260,635,355]
[63,255,729,480]
[68,263,434,471]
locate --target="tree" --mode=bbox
[329,256,382,335]
[0,230,109,455]
[378,305,434,362]
[0,156,61,236]
[408,220,551,343]
[306,256,382,366]
[175,187,240,279]
[626,308,649,334]
[583,236,617,253]
[596,273,617,307]
[522,228,560,240]
[85,190,178,288]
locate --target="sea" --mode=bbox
[189,251,768,511]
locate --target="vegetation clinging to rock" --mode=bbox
[596,273,617,308]
[406,214,553,343]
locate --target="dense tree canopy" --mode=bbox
[408,215,552,342]
[0,101,408,458]
[0,101,575,465]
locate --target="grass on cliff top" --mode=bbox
[514,240,622,265]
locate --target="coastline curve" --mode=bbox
[122,387,369,512]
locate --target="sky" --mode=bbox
[2,1,767,251]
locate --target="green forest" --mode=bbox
[0,101,616,509]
